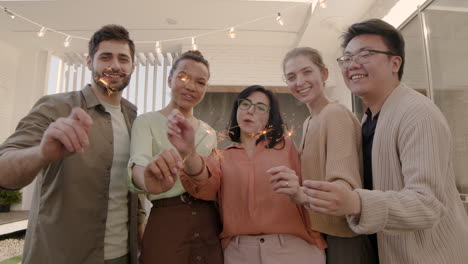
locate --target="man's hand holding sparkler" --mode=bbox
[40,107,93,162]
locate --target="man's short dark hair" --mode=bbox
[341,19,405,80]
[88,24,135,61]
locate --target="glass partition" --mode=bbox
[400,0,468,213]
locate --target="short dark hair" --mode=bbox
[88,24,135,61]
[227,85,285,149]
[169,50,210,78]
[341,19,405,80]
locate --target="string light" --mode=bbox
[4,7,15,19]
[319,0,327,9]
[191,37,197,50]
[37,27,47,38]
[229,27,236,39]
[276,12,284,26]
[155,41,162,53]
[64,36,71,47]
[1,2,316,50]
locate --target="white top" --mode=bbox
[101,100,130,260]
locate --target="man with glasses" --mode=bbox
[301,19,468,263]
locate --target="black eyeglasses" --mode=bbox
[336,49,398,68]
[237,99,270,113]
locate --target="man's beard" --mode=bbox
[93,69,131,95]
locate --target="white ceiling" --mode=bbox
[0,0,386,57]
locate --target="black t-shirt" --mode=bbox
[362,108,380,260]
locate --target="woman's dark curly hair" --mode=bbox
[227,85,285,149]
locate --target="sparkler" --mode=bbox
[95,66,129,95]
[181,129,213,164]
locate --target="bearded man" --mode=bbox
[0,24,145,264]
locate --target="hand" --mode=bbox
[40,107,93,162]
[137,222,146,248]
[302,180,361,216]
[166,109,196,158]
[143,149,183,194]
[268,166,306,205]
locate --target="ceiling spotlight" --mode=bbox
[319,0,327,8]
[37,27,47,38]
[276,12,284,26]
[191,37,197,50]
[64,36,71,47]
[155,41,162,53]
[4,8,15,19]
[229,27,236,39]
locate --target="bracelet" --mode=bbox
[182,154,205,177]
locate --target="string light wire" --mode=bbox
[1,1,322,49]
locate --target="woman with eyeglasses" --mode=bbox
[269,47,378,263]
[163,85,326,264]
[127,50,223,264]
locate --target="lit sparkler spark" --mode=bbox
[179,75,188,82]
[252,126,274,138]
[96,67,128,95]
[215,125,239,143]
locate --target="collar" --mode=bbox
[225,140,269,150]
[226,142,244,150]
[81,84,137,112]
[365,108,380,121]
[81,84,101,109]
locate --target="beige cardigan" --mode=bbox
[347,83,468,264]
[300,102,362,237]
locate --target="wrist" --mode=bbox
[181,146,196,160]
[349,190,362,216]
[35,145,52,165]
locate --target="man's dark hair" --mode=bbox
[341,19,405,80]
[88,24,135,61]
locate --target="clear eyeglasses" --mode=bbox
[237,98,270,113]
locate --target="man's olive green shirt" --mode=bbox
[0,85,142,264]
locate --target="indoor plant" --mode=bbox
[0,189,22,212]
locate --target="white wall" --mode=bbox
[0,42,49,211]
[196,45,287,86]
[0,40,20,143]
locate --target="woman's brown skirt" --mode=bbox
[140,193,223,264]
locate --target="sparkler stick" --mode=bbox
[181,129,212,164]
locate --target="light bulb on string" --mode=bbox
[229,27,236,39]
[155,41,162,53]
[319,0,327,8]
[37,27,47,38]
[4,8,15,19]
[276,12,284,26]
[191,37,197,50]
[64,36,71,47]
